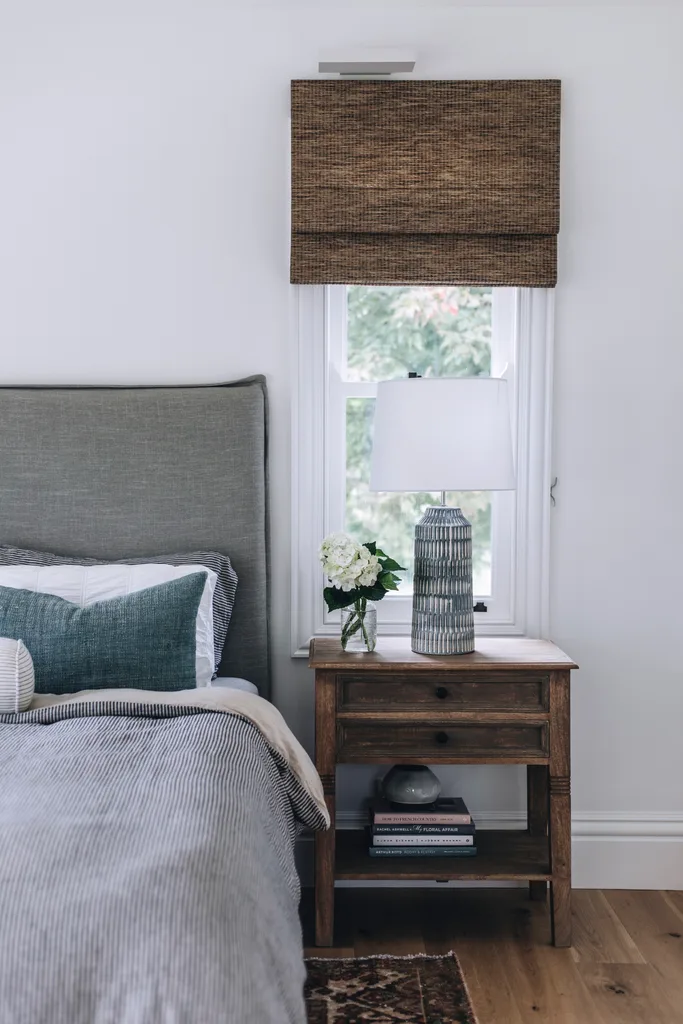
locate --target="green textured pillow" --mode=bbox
[0,572,207,695]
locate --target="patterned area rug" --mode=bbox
[304,952,477,1024]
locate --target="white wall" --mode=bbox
[2,1,682,886]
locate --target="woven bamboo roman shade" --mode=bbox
[291,79,561,287]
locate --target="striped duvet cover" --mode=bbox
[0,693,328,1024]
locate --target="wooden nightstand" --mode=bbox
[309,636,577,948]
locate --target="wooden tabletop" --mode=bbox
[308,636,577,671]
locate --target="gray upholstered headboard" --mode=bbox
[0,378,270,697]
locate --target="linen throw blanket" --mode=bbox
[0,690,329,1024]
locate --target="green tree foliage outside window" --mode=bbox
[345,286,494,594]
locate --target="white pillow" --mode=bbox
[0,565,216,687]
[0,638,35,713]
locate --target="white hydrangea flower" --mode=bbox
[319,533,381,590]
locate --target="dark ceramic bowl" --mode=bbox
[382,764,441,805]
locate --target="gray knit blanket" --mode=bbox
[0,701,326,1024]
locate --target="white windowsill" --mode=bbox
[291,621,530,658]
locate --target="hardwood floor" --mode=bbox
[301,888,683,1023]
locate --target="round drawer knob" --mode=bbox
[435,731,449,745]
[435,686,448,699]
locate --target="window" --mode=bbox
[292,285,554,656]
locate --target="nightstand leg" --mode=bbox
[549,672,572,947]
[314,799,335,947]
[314,670,337,947]
[550,876,572,948]
[527,765,549,901]
[549,775,572,945]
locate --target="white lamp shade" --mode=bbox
[370,377,516,492]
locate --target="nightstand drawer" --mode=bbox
[337,720,549,762]
[337,673,549,713]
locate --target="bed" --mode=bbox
[0,380,328,1024]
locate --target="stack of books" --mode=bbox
[368,797,477,858]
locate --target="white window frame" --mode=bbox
[291,285,554,657]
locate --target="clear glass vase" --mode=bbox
[340,600,377,652]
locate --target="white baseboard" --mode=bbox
[572,812,683,838]
[572,812,683,889]
[297,811,683,890]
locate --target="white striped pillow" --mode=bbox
[0,638,35,713]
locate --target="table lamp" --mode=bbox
[370,376,516,655]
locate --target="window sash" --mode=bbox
[326,285,515,623]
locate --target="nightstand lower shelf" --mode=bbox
[336,828,551,882]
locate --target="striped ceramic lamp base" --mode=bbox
[411,505,475,655]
